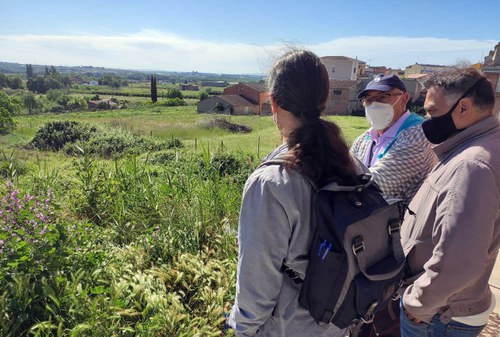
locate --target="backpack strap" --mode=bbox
[321,173,374,193]
[259,157,318,284]
[377,113,423,160]
[353,217,405,281]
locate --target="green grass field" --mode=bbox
[0,105,369,336]
[4,106,369,158]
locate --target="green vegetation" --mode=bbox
[0,66,368,335]
[0,91,20,135]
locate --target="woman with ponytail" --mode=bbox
[228,49,359,336]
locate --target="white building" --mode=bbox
[320,56,364,81]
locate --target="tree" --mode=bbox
[98,74,128,88]
[27,76,48,93]
[151,75,157,103]
[23,92,38,114]
[213,102,226,113]
[199,91,209,101]
[0,73,6,88]
[6,76,23,89]
[0,74,23,90]
[0,92,19,134]
[455,58,472,68]
[26,64,34,79]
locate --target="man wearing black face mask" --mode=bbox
[400,68,500,337]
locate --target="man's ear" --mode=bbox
[453,97,474,128]
[458,97,473,118]
[399,92,410,112]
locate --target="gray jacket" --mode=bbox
[401,115,500,323]
[229,145,346,337]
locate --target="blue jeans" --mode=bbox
[400,302,485,337]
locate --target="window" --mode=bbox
[333,90,342,95]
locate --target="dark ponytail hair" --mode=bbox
[268,49,358,186]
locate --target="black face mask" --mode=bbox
[421,98,462,144]
[422,77,486,144]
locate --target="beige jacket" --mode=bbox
[401,115,500,323]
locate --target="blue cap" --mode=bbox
[357,74,407,99]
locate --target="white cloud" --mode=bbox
[0,30,495,74]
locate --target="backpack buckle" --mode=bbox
[388,219,401,236]
[352,236,365,256]
[361,302,379,324]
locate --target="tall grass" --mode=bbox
[0,106,369,335]
[0,143,253,335]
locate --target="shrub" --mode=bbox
[198,116,252,133]
[28,121,97,151]
[0,107,16,135]
[158,97,187,107]
[350,109,365,117]
[48,104,65,113]
[140,150,179,165]
[197,152,256,183]
[408,103,425,116]
[165,88,183,99]
[65,127,184,159]
[67,97,87,111]
[46,89,65,102]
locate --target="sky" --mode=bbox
[0,0,499,75]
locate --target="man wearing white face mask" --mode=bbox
[351,74,436,203]
[351,74,436,337]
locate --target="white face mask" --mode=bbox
[364,94,402,131]
[364,102,394,131]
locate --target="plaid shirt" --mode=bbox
[351,123,436,203]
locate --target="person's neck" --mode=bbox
[278,111,303,142]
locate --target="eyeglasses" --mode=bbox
[360,92,403,105]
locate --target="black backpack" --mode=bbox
[263,160,406,332]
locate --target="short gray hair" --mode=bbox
[423,68,495,111]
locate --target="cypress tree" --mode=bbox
[26,64,34,79]
[151,75,157,103]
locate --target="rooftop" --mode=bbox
[218,95,256,107]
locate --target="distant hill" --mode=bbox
[0,61,265,84]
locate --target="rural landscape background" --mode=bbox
[2,0,500,336]
[0,60,374,336]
